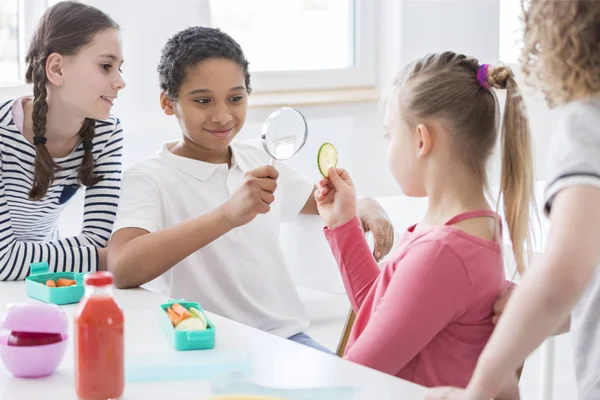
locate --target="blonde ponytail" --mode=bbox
[488,66,535,274]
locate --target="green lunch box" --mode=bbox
[159,298,216,351]
[25,262,85,305]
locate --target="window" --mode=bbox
[0,1,20,86]
[209,0,377,92]
[211,0,352,72]
[1,0,378,93]
[499,0,523,64]
[0,0,49,87]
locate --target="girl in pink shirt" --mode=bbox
[315,52,534,388]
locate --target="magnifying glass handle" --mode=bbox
[269,158,277,167]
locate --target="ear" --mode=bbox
[414,123,433,159]
[45,53,64,86]
[159,91,176,116]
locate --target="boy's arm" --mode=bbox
[108,210,233,288]
[108,165,278,289]
[301,185,395,260]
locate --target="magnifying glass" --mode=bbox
[261,107,308,166]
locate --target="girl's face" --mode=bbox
[162,58,248,154]
[55,28,126,120]
[384,90,427,197]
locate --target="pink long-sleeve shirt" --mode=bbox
[324,210,506,388]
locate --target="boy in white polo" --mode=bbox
[108,27,393,351]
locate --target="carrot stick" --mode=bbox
[166,307,184,327]
[56,278,76,287]
[45,280,56,287]
[171,303,191,319]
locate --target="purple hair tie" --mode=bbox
[477,64,490,89]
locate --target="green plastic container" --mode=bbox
[25,262,85,305]
[160,299,215,351]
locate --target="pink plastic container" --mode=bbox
[0,303,69,378]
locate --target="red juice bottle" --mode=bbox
[75,272,124,400]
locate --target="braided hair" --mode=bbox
[24,1,118,200]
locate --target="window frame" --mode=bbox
[1,0,380,98]
[229,0,379,93]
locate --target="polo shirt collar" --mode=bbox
[157,142,251,182]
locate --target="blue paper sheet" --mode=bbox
[210,372,358,400]
[125,350,252,383]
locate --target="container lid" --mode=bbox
[0,303,68,334]
[84,271,114,287]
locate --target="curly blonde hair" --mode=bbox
[521,0,600,107]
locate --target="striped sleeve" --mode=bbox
[78,121,123,248]
[0,121,123,281]
[544,100,600,216]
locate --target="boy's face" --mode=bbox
[162,58,248,154]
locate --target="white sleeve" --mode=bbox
[112,167,164,234]
[276,161,314,222]
[544,100,600,216]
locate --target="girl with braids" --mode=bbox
[0,1,125,280]
[314,52,534,387]
[428,1,600,399]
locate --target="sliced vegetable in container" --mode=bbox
[164,303,208,331]
[44,278,76,287]
[170,303,191,319]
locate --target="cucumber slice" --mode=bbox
[189,307,208,329]
[317,142,338,177]
[175,317,207,331]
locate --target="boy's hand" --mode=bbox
[315,167,357,229]
[98,247,108,271]
[222,165,279,228]
[357,198,394,261]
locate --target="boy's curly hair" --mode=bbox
[158,26,251,99]
[521,0,600,107]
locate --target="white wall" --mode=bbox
[70,0,559,194]
[1,0,558,195]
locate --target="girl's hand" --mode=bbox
[314,167,357,229]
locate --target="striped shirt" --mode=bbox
[0,98,123,281]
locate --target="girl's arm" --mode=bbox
[493,283,571,335]
[0,121,123,280]
[464,186,600,399]
[323,217,382,311]
[303,188,395,261]
[341,239,470,374]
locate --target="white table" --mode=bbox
[0,281,426,399]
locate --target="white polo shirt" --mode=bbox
[112,140,313,338]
